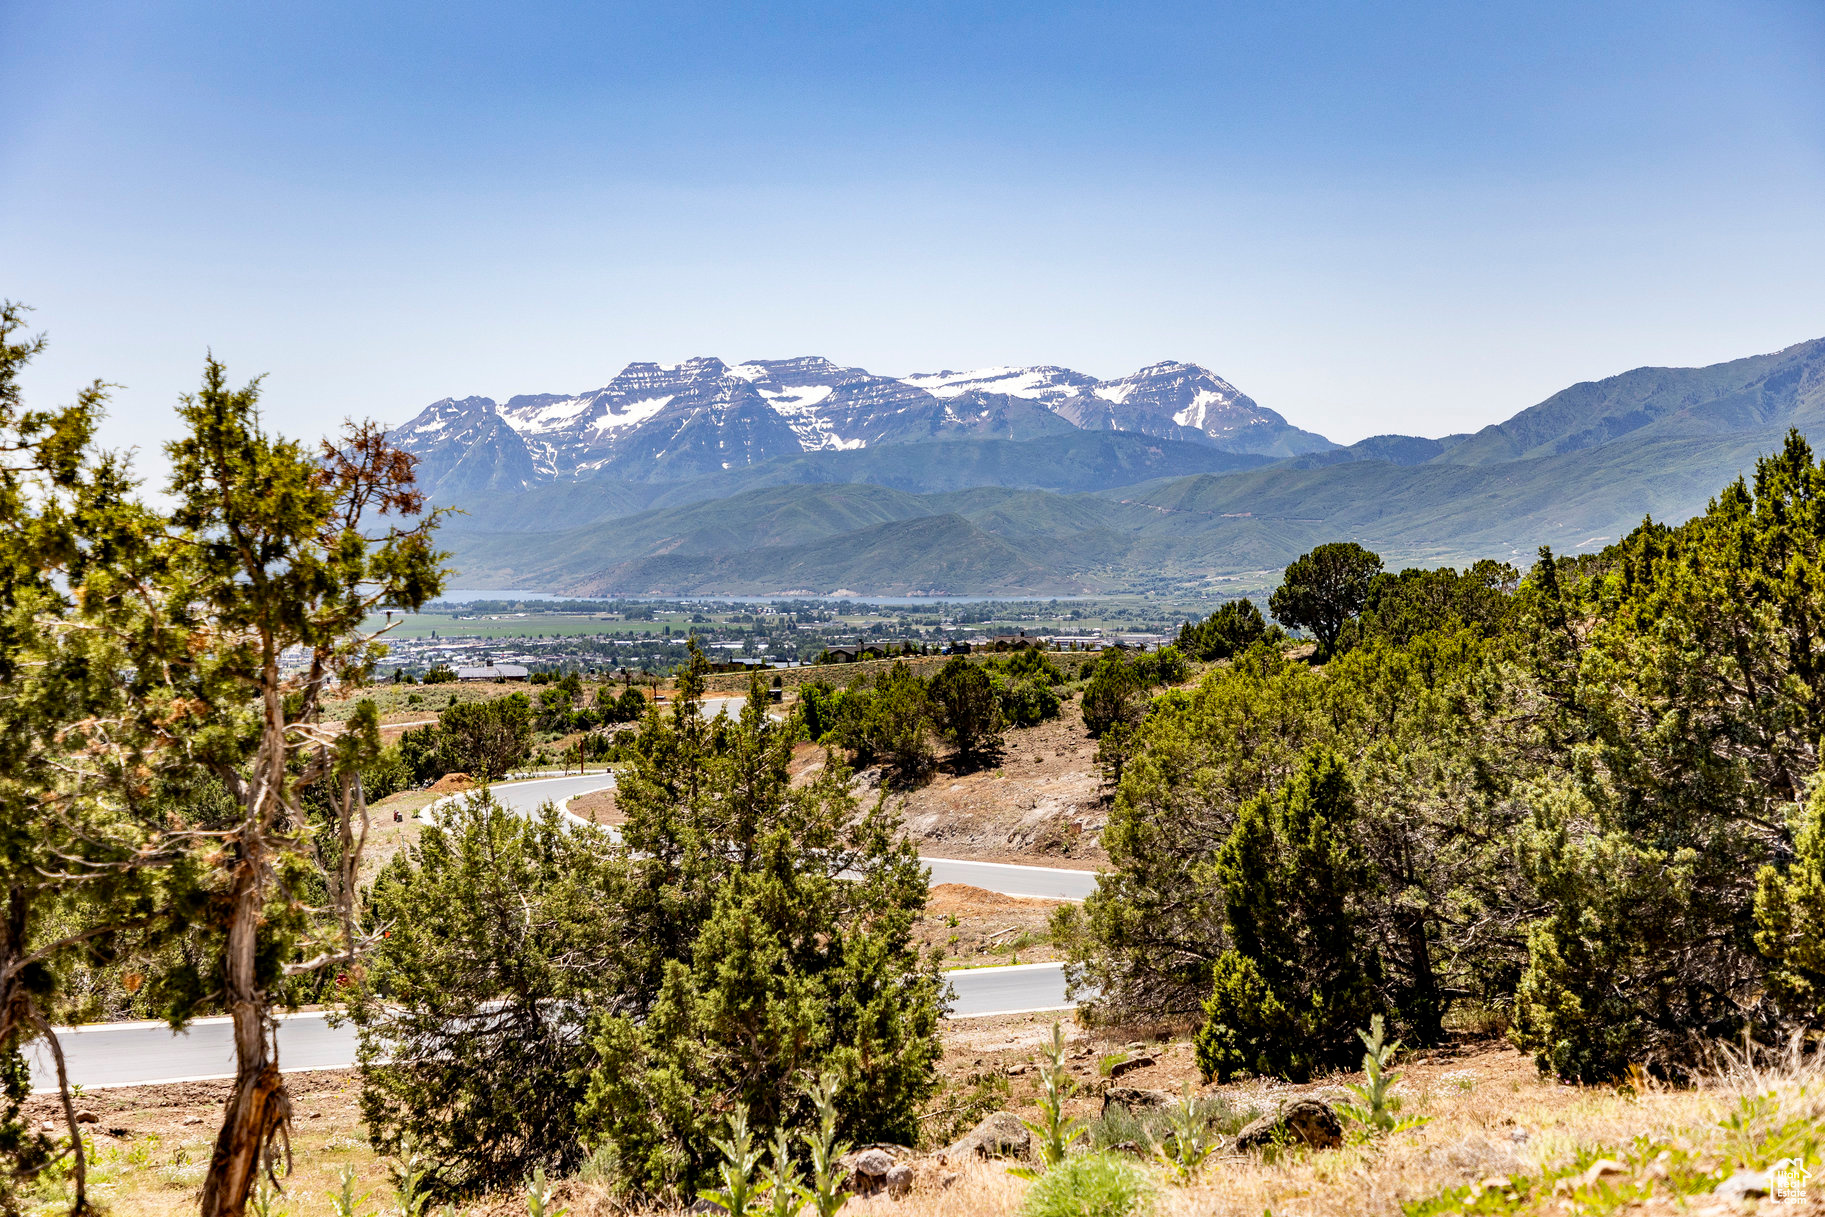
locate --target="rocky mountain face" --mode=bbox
[396,356,1335,498]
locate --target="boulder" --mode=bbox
[838,1145,911,1197]
[1101,1087,1173,1118]
[884,1164,913,1198]
[939,1111,1031,1162]
[1107,1055,1155,1080]
[1235,1098,1343,1152]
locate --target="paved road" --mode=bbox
[470,776,1101,901]
[26,778,1096,1091]
[27,962,1073,1090]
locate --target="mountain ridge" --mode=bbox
[395,356,1334,497]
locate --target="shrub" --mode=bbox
[1019,1153,1157,1217]
[422,664,457,684]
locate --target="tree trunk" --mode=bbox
[199,856,289,1217]
[1403,912,1444,1045]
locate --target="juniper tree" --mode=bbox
[1511,433,1825,1078]
[0,303,189,1214]
[927,656,1003,769]
[1268,541,1382,658]
[354,798,626,1197]
[577,659,943,1197]
[1193,748,1379,1082]
[147,360,447,1217]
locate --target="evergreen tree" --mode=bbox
[1510,432,1825,1078]
[150,361,447,1217]
[0,302,188,1214]
[1176,598,1269,662]
[577,657,943,1198]
[927,656,1004,768]
[436,694,534,779]
[1268,542,1383,658]
[355,798,626,1198]
[1193,748,1379,1082]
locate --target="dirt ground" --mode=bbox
[915,884,1064,967]
[565,786,621,825]
[891,698,1109,870]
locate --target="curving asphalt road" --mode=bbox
[27,962,1072,1090]
[28,775,1096,1091]
[470,774,1101,901]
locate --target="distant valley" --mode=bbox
[398,341,1825,595]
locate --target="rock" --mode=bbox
[1107,1055,1154,1079]
[182,1115,204,1126]
[73,1110,100,1125]
[1581,1159,1627,1188]
[938,1172,959,1190]
[1712,1169,1771,1201]
[1508,1128,1529,1143]
[1005,1063,1029,1077]
[939,1112,1031,1162]
[1101,1087,1173,1117]
[885,1164,913,1198]
[1235,1098,1343,1152]
[850,1148,896,1180]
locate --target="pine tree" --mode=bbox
[577,662,943,1197]
[1194,748,1379,1082]
[927,656,1004,768]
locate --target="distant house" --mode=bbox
[946,640,973,655]
[821,646,860,664]
[1114,634,1169,652]
[988,631,1037,652]
[456,664,529,681]
[1046,634,1104,650]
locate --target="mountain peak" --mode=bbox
[394,354,1336,497]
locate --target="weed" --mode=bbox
[1017,1023,1087,1174]
[1337,1015,1429,1139]
[1018,1152,1157,1217]
[524,1166,567,1217]
[1153,1084,1220,1185]
[328,1165,372,1217]
[794,1074,849,1217]
[699,1104,765,1217]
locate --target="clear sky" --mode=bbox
[4,0,1823,463]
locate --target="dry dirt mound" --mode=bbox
[928,883,1056,914]
[428,772,475,793]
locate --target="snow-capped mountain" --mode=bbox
[395,356,1334,497]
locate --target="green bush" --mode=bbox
[1019,1153,1157,1217]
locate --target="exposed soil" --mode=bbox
[566,787,621,825]
[914,884,1064,967]
[894,698,1108,869]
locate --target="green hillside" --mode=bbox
[433,339,1825,595]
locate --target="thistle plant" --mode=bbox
[1017,1022,1086,1174]
[1154,1083,1219,1184]
[524,1168,567,1217]
[328,1165,372,1217]
[390,1136,434,1217]
[1337,1016,1429,1138]
[700,1104,768,1217]
[762,1127,802,1217]
[794,1074,850,1217]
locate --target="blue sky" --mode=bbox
[3,0,1822,458]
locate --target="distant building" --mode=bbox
[1115,634,1169,652]
[1046,634,1104,650]
[456,664,529,681]
[987,631,1038,652]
